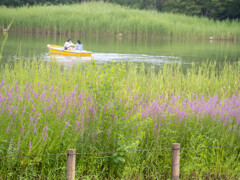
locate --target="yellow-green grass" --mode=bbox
[2,59,239,99]
[0,2,240,40]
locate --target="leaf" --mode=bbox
[116,157,125,163]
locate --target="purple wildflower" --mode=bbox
[20,125,24,135]
[32,107,36,112]
[0,79,4,87]
[30,116,34,123]
[108,129,111,136]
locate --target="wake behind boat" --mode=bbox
[47,44,92,57]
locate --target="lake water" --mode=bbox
[1,32,239,67]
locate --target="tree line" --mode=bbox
[0,0,239,20]
[162,0,240,20]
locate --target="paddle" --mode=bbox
[58,48,65,55]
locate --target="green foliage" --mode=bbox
[0,20,12,61]
[0,2,239,40]
[163,0,240,20]
[0,0,239,20]
[106,0,240,20]
[86,59,126,106]
[0,57,239,178]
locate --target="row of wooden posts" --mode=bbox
[67,143,180,180]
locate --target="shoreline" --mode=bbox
[2,29,240,42]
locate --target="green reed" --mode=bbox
[2,58,239,99]
[0,2,240,39]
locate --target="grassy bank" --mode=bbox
[0,58,239,179]
[0,2,240,40]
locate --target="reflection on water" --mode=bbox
[1,32,239,68]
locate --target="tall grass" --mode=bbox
[0,2,240,40]
[0,57,239,179]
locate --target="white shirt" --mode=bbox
[64,42,74,48]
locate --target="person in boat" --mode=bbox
[75,40,83,51]
[64,39,75,50]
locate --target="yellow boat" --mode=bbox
[47,44,92,57]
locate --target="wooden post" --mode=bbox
[171,143,180,180]
[67,149,76,180]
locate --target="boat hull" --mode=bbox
[47,44,92,57]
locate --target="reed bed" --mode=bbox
[0,58,239,179]
[0,2,240,40]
